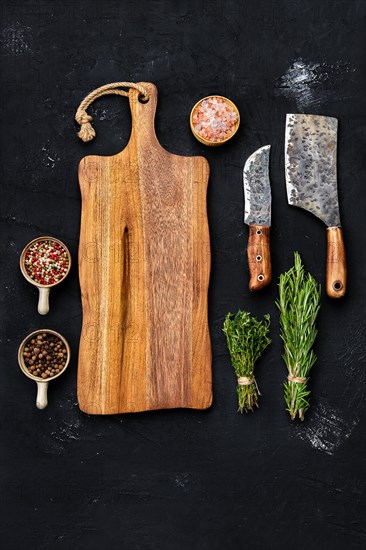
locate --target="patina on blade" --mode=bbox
[285,114,341,227]
[243,145,271,226]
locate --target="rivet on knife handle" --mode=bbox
[326,227,347,298]
[247,225,271,291]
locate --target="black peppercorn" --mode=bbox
[24,333,68,379]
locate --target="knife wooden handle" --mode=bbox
[247,225,271,291]
[326,227,347,298]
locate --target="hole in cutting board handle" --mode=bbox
[138,96,149,104]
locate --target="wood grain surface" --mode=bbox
[247,225,272,291]
[77,82,212,414]
[326,227,347,299]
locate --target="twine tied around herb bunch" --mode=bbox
[287,361,307,384]
[237,376,255,386]
[237,376,261,400]
[287,373,307,384]
[75,82,150,142]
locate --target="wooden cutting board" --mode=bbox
[77,82,212,414]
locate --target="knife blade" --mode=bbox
[285,114,346,298]
[243,145,272,291]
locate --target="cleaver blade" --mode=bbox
[285,114,346,298]
[243,145,272,291]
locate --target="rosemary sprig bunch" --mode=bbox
[223,310,271,413]
[276,252,321,421]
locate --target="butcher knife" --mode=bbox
[285,114,346,298]
[243,145,272,291]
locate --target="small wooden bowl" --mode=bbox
[20,236,72,315]
[18,329,71,409]
[190,95,240,146]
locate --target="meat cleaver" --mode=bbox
[285,114,347,298]
[243,145,272,291]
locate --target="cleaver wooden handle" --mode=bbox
[326,227,347,298]
[247,225,272,291]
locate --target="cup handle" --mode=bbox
[38,287,50,315]
[36,381,48,409]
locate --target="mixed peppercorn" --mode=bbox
[23,332,68,379]
[24,239,69,285]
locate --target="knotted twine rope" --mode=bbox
[75,82,150,142]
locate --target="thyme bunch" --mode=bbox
[223,310,271,413]
[276,252,321,421]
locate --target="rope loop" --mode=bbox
[75,82,150,142]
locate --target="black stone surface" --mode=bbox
[1,1,365,549]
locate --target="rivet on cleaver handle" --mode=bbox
[285,114,346,298]
[243,145,272,291]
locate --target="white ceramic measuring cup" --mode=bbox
[20,236,72,315]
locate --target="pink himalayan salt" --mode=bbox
[192,96,238,142]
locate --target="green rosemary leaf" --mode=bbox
[276,252,321,421]
[223,310,271,413]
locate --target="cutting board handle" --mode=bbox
[129,82,160,148]
[326,227,347,298]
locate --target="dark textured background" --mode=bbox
[1,1,365,549]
